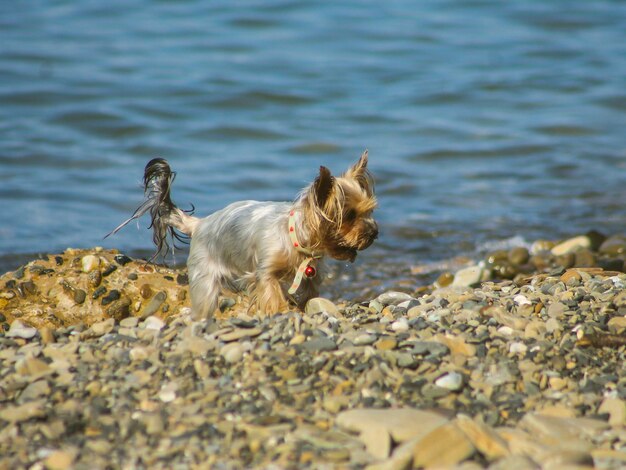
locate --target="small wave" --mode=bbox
[477,235,531,253]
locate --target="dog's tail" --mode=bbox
[106,158,199,259]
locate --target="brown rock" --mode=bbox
[139,291,167,319]
[435,272,454,288]
[2,399,46,423]
[560,269,582,285]
[140,283,153,299]
[485,306,529,331]
[455,414,509,461]
[16,357,52,379]
[219,327,263,342]
[44,448,77,470]
[607,316,626,334]
[574,249,596,268]
[540,450,594,468]
[519,413,609,450]
[488,455,537,470]
[599,235,626,256]
[412,422,475,468]
[336,408,449,459]
[551,235,592,256]
[508,247,530,266]
[305,297,340,315]
[84,318,116,338]
[39,326,55,344]
[374,336,398,351]
[107,297,131,321]
[434,333,476,357]
[598,397,626,426]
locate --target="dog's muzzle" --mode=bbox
[358,220,379,250]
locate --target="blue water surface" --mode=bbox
[1,0,626,288]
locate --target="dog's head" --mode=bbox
[303,150,378,261]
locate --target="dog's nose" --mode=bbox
[370,221,379,240]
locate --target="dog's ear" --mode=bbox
[348,150,368,176]
[313,166,335,208]
[345,150,372,192]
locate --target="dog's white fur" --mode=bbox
[183,201,325,318]
[111,151,378,320]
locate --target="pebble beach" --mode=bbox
[2,232,626,469]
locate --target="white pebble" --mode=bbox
[81,254,100,273]
[509,342,528,354]
[435,371,464,391]
[376,291,413,305]
[609,276,626,289]
[221,343,245,363]
[497,326,514,336]
[130,346,150,362]
[7,320,38,339]
[514,294,532,306]
[159,383,177,403]
[353,334,377,346]
[391,318,409,333]
[143,316,165,331]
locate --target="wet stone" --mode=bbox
[92,286,107,299]
[102,264,118,277]
[18,281,37,297]
[140,291,167,319]
[114,254,132,265]
[29,264,54,275]
[73,289,86,304]
[101,289,121,306]
[139,284,153,299]
[106,298,131,321]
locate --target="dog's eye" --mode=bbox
[345,209,357,222]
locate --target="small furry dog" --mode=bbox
[109,151,378,319]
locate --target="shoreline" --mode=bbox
[2,234,626,468]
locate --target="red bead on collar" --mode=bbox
[304,265,316,278]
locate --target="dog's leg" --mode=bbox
[253,273,289,316]
[189,271,220,320]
